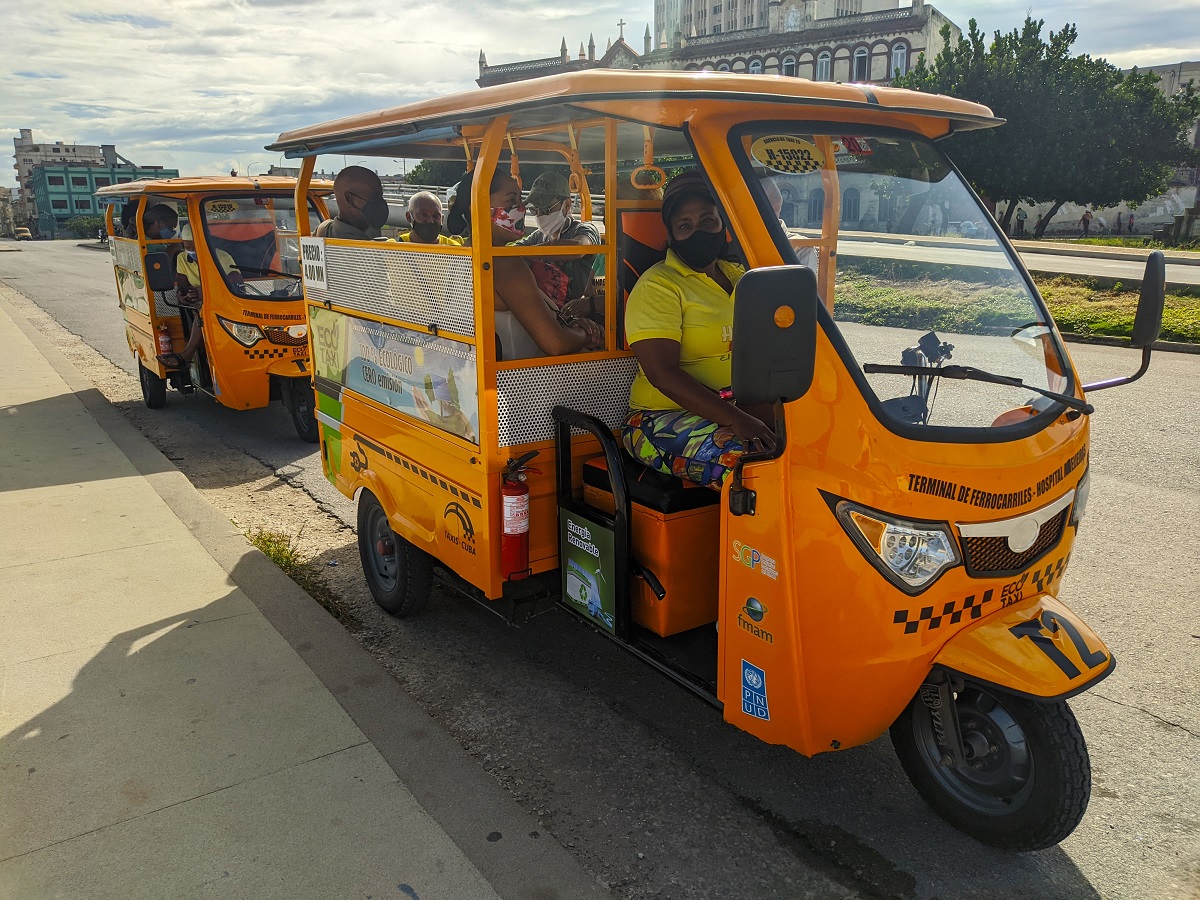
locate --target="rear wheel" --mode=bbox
[283,377,319,443]
[357,492,432,617]
[891,681,1090,850]
[138,360,167,409]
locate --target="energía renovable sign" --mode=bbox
[559,508,616,635]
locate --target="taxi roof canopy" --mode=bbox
[94,176,333,198]
[267,69,1000,164]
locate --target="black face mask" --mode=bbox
[360,195,390,231]
[409,220,442,243]
[671,227,726,270]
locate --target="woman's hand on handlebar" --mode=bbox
[730,406,776,453]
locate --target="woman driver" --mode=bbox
[622,171,775,488]
[446,169,603,359]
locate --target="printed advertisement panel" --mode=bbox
[559,508,616,635]
[310,305,478,444]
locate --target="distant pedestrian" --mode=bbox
[1080,210,1093,237]
[1128,212,1135,233]
[1015,207,1028,237]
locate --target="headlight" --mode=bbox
[217,316,264,347]
[835,501,960,593]
[1070,468,1090,527]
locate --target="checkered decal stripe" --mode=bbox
[893,555,1070,635]
[352,434,482,508]
[245,347,290,360]
[307,244,476,337]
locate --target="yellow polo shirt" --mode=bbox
[626,249,745,411]
[176,248,238,287]
[398,232,464,245]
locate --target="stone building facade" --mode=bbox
[479,0,959,88]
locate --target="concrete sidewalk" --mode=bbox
[0,293,608,898]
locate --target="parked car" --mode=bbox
[14,227,33,241]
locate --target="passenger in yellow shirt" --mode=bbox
[623,171,775,488]
[157,223,242,370]
[398,191,463,245]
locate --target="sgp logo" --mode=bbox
[732,541,761,568]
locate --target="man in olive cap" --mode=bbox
[514,171,601,305]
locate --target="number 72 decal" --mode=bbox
[1010,612,1108,679]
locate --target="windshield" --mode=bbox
[200,195,322,301]
[736,129,1072,434]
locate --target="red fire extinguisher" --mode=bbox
[156,323,172,355]
[501,451,540,581]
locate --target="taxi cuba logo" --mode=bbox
[443,501,476,555]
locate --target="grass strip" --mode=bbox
[247,528,360,631]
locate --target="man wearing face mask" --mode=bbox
[398,192,463,245]
[513,172,600,307]
[156,222,243,370]
[621,171,775,489]
[142,203,180,241]
[316,165,390,240]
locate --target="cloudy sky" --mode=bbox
[3,0,1198,190]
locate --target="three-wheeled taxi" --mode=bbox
[98,177,333,441]
[268,71,1164,849]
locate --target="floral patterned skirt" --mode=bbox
[621,409,747,489]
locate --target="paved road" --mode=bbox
[4,239,1198,900]
[1021,250,1200,286]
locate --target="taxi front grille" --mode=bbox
[264,327,307,346]
[962,508,1069,577]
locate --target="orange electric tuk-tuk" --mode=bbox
[268,71,1165,849]
[98,177,333,441]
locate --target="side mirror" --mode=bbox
[1131,250,1165,349]
[144,251,175,292]
[1082,251,1164,393]
[731,265,818,405]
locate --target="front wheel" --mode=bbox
[891,681,1090,850]
[282,377,319,443]
[357,492,432,617]
[138,360,167,409]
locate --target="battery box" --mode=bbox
[582,456,720,637]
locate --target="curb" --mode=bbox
[1015,240,1200,266]
[77,242,110,251]
[1060,332,1200,355]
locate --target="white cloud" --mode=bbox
[2,0,1196,188]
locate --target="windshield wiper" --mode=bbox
[862,363,1093,415]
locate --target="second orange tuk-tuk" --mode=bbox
[98,176,333,441]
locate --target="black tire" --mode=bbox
[138,361,167,409]
[891,682,1090,850]
[284,377,319,443]
[357,491,432,617]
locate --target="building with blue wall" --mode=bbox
[30,164,178,237]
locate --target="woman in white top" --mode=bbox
[447,169,603,360]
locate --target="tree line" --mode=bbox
[894,18,1200,237]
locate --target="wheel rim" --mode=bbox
[912,687,1035,815]
[364,505,399,592]
[292,382,312,419]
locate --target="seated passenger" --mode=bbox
[142,203,179,241]
[622,171,775,489]
[316,166,388,240]
[446,169,603,360]
[156,223,243,370]
[761,175,818,271]
[399,191,463,245]
[513,172,600,313]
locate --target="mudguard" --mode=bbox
[934,594,1114,701]
[267,356,310,378]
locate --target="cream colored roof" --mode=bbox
[94,176,333,197]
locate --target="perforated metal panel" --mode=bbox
[497,357,638,446]
[306,244,476,337]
